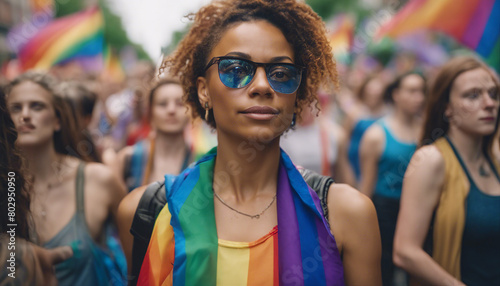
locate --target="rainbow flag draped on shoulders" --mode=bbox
[138,147,345,286]
[16,6,104,71]
[378,0,500,70]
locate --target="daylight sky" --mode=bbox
[108,0,211,63]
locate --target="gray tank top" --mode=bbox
[43,162,101,286]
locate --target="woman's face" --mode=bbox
[446,68,499,136]
[7,81,60,148]
[362,77,385,109]
[151,83,189,134]
[198,20,297,144]
[393,74,426,116]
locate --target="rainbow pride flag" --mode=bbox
[102,46,126,82]
[17,7,104,71]
[327,15,355,63]
[378,0,500,65]
[138,148,345,286]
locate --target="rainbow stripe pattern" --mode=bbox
[328,15,355,63]
[18,7,104,70]
[138,148,345,286]
[102,46,126,82]
[378,0,500,60]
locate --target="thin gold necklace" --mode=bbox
[213,191,277,219]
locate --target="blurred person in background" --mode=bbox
[359,71,426,286]
[344,74,389,182]
[5,71,127,286]
[394,56,500,286]
[105,61,155,151]
[113,78,192,193]
[281,94,356,186]
[114,78,193,279]
[59,81,101,162]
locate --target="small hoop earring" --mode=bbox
[204,102,209,121]
[291,113,296,127]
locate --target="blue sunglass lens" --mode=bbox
[218,58,302,94]
[218,59,254,88]
[267,64,302,94]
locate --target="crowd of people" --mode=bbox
[1,0,499,285]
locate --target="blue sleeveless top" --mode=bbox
[127,140,148,192]
[373,120,417,199]
[126,140,192,192]
[446,138,500,286]
[348,118,377,180]
[44,163,126,286]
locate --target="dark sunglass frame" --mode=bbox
[204,56,305,94]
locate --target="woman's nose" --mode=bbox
[21,105,31,120]
[483,91,498,108]
[248,67,273,97]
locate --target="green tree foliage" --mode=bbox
[98,0,150,60]
[306,0,363,20]
[162,25,191,56]
[54,0,84,17]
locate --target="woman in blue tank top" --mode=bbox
[394,56,500,286]
[359,71,426,286]
[344,75,389,181]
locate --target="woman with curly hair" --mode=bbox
[138,0,381,285]
[394,56,500,285]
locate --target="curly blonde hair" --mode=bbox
[160,0,338,127]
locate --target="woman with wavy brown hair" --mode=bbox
[1,86,75,286]
[138,0,381,285]
[0,87,31,240]
[394,56,500,286]
[5,71,126,286]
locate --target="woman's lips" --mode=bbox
[480,116,496,122]
[17,124,35,133]
[240,106,279,120]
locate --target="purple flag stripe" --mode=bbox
[277,163,304,286]
[461,0,495,49]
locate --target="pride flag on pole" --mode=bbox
[16,7,104,71]
[377,0,500,69]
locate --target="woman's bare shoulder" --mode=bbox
[85,162,116,182]
[406,145,445,178]
[327,184,375,219]
[117,186,147,222]
[326,184,379,254]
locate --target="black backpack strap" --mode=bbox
[297,168,334,227]
[129,180,166,285]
